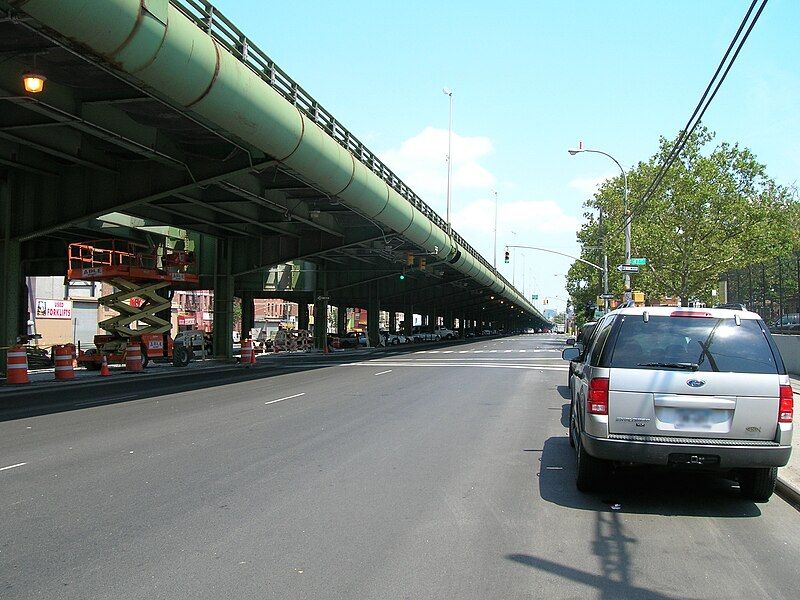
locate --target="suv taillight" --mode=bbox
[587,377,610,415]
[779,384,794,423]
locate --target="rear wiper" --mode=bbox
[637,362,699,371]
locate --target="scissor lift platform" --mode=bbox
[67,239,198,368]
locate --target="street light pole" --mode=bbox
[568,145,631,302]
[510,230,517,286]
[443,88,453,232]
[492,189,498,268]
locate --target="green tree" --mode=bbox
[568,128,798,307]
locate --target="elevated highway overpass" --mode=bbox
[0,0,549,365]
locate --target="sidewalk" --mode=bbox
[779,376,800,504]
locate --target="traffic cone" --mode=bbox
[100,354,110,377]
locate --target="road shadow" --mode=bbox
[506,550,692,600]
[536,436,761,518]
[555,385,570,400]
[560,403,570,428]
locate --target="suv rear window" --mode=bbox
[609,315,779,374]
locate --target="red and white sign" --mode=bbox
[35,299,73,319]
[178,314,196,326]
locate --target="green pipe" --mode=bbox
[12,0,544,320]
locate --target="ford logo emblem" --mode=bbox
[686,379,706,388]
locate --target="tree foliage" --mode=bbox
[568,128,798,313]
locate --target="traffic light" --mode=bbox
[419,258,426,271]
[504,249,510,264]
[399,273,406,281]
[543,298,549,305]
[405,252,414,266]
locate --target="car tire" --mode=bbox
[172,345,190,368]
[575,432,609,492]
[738,467,777,502]
[435,335,441,342]
[568,400,576,449]
[392,338,400,346]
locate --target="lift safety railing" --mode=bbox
[172,0,520,297]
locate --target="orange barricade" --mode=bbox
[240,339,252,367]
[126,343,143,373]
[5,345,29,385]
[54,344,75,380]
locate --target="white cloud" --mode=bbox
[567,173,614,197]
[379,127,495,204]
[453,199,579,236]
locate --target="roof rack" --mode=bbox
[713,303,747,311]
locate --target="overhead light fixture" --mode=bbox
[23,72,46,94]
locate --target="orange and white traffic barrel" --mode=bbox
[240,339,252,367]
[5,345,29,385]
[126,343,143,373]
[54,344,75,380]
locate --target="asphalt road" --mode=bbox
[1,334,799,599]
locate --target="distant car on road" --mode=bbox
[381,331,410,346]
[433,327,456,340]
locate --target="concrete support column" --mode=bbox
[389,311,397,334]
[212,238,234,360]
[336,305,347,335]
[298,300,310,331]
[240,292,255,338]
[403,309,413,336]
[314,266,329,350]
[444,310,453,329]
[0,177,23,373]
[367,290,380,347]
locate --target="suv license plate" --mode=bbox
[675,408,713,429]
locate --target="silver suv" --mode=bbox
[562,306,793,501]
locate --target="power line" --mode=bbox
[611,0,767,237]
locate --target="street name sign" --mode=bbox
[616,264,640,274]
[599,293,616,300]
[630,258,647,266]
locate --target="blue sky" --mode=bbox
[216,0,799,310]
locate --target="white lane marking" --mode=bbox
[458,350,469,353]
[504,350,513,353]
[374,370,393,376]
[265,392,305,406]
[0,462,27,472]
[442,350,454,354]
[519,350,527,353]
[342,362,568,371]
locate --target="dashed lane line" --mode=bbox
[374,370,393,376]
[265,392,306,406]
[0,462,27,472]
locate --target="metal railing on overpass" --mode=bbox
[172,0,521,300]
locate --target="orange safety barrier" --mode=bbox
[54,344,75,381]
[5,345,29,385]
[126,343,143,373]
[240,339,252,367]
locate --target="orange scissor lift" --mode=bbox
[67,239,199,369]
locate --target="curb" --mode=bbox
[777,477,800,508]
[0,361,247,398]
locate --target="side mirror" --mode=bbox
[565,337,576,346]
[562,347,581,361]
